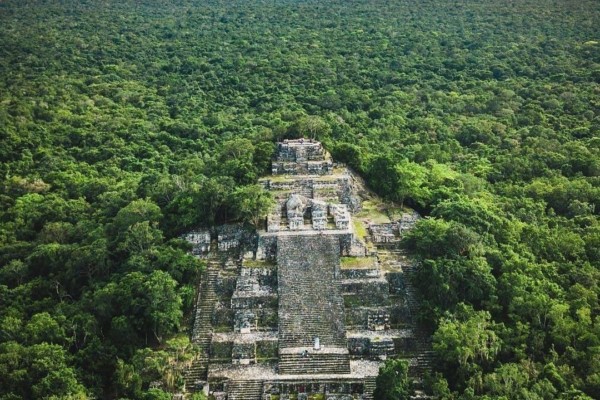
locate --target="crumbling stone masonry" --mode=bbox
[184,140,431,399]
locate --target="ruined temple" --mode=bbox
[183,139,432,399]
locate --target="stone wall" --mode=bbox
[264,176,352,207]
[398,211,420,234]
[183,230,211,255]
[345,305,411,329]
[271,140,333,176]
[214,275,237,300]
[275,140,326,162]
[386,272,405,296]
[340,232,368,257]
[369,223,399,244]
[256,340,278,362]
[232,342,256,365]
[341,279,389,306]
[210,341,234,363]
[341,268,380,279]
[271,160,333,176]
[232,266,279,334]
[256,235,278,260]
[262,380,369,399]
[240,266,278,288]
[231,295,277,310]
[347,337,395,358]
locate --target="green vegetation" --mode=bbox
[340,256,377,270]
[356,199,405,224]
[374,359,412,400]
[1,0,599,398]
[352,219,369,241]
[356,200,393,224]
[242,259,277,269]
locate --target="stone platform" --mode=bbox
[208,361,379,400]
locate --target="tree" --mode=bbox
[403,218,482,259]
[374,358,412,400]
[0,342,87,399]
[113,199,163,234]
[25,312,66,345]
[143,271,183,343]
[112,198,163,251]
[90,271,182,345]
[331,142,364,173]
[433,304,501,383]
[393,159,429,208]
[291,116,331,139]
[366,155,429,207]
[231,184,275,228]
[113,358,143,399]
[120,221,164,254]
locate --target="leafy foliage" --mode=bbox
[374,359,412,400]
[0,0,599,398]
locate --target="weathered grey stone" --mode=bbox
[185,140,430,399]
[232,342,256,365]
[272,139,333,175]
[369,223,399,244]
[234,310,257,333]
[182,230,211,254]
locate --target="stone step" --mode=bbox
[363,377,377,400]
[277,235,348,350]
[186,264,220,391]
[184,359,209,392]
[279,351,351,375]
[227,379,263,400]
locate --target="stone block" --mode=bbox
[386,273,405,295]
[367,311,391,331]
[234,310,257,333]
[212,305,234,329]
[182,230,211,254]
[256,340,278,361]
[348,337,370,356]
[210,341,233,362]
[232,342,255,364]
[215,276,236,300]
[256,308,278,329]
[389,305,411,326]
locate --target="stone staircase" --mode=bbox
[277,235,350,374]
[377,247,406,272]
[411,349,436,376]
[278,282,346,348]
[183,141,433,400]
[297,184,314,199]
[227,379,264,400]
[401,263,435,378]
[277,235,347,348]
[185,262,219,392]
[191,264,219,342]
[363,377,377,400]
[279,350,351,374]
[375,247,434,391]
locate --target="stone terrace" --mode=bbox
[271,139,333,176]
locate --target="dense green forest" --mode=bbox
[1,0,599,398]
